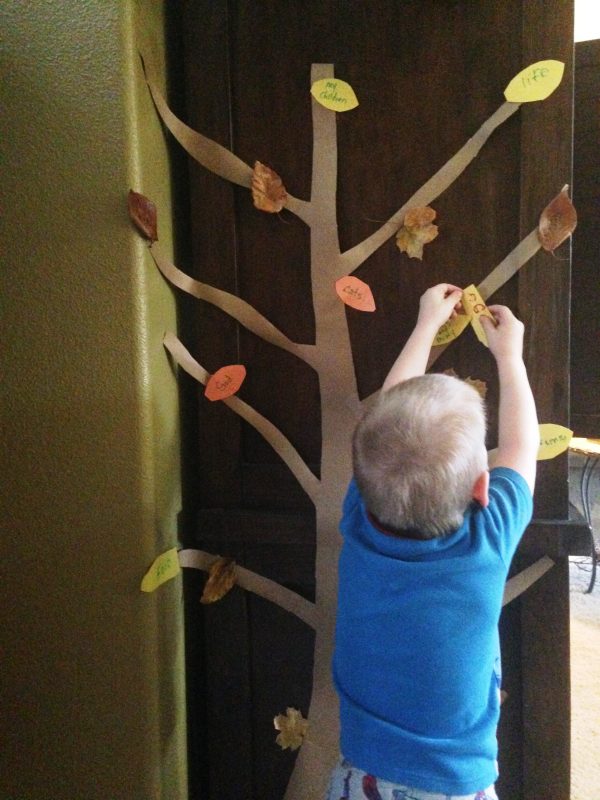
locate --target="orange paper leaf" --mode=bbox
[251,160,288,213]
[335,276,376,312]
[204,365,246,401]
[273,707,309,751]
[200,557,237,604]
[128,190,158,242]
[396,206,439,260]
[537,185,577,253]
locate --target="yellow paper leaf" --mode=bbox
[462,284,495,346]
[504,60,565,103]
[200,557,237,604]
[273,707,308,751]
[433,313,471,346]
[537,423,573,461]
[251,161,288,213]
[310,78,359,112]
[141,548,181,593]
[537,185,577,253]
[396,207,439,260]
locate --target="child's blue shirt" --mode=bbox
[333,467,533,794]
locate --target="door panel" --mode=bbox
[172,2,574,797]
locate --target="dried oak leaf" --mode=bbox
[465,376,488,399]
[251,160,288,213]
[200,557,237,604]
[442,369,488,399]
[128,189,158,242]
[273,707,308,751]
[396,206,439,260]
[537,185,577,253]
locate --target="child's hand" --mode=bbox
[417,283,463,330]
[481,305,524,361]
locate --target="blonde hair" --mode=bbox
[353,373,487,538]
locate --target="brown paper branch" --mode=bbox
[502,556,554,605]
[178,549,319,629]
[151,243,317,367]
[142,56,252,189]
[163,332,321,504]
[339,101,520,276]
[141,53,310,214]
[477,228,541,301]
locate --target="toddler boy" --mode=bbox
[329,284,539,800]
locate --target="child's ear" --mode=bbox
[472,470,490,508]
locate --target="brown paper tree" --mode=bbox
[135,60,573,800]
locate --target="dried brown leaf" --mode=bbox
[251,160,288,213]
[200,557,237,604]
[465,376,488,399]
[396,206,439,259]
[128,190,158,242]
[537,185,577,253]
[404,206,437,228]
[273,707,308,751]
[442,369,488,399]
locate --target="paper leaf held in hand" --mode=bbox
[205,365,247,402]
[200,557,237,604]
[251,161,288,213]
[462,284,496,347]
[274,707,309,751]
[128,190,158,242]
[396,207,439,260]
[537,185,577,253]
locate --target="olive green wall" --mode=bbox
[1,2,187,798]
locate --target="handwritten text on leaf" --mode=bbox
[504,60,565,103]
[537,423,573,461]
[141,548,181,592]
[310,78,359,112]
[335,276,376,312]
[462,284,496,347]
[205,365,246,402]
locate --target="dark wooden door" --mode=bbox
[169,2,576,798]
[571,39,600,436]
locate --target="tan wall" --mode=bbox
[1,2,187,798]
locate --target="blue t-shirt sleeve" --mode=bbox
[341,479,361,529]
[482,467,534,565]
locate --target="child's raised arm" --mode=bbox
[382,283,462,392]
[481,306,538,492]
